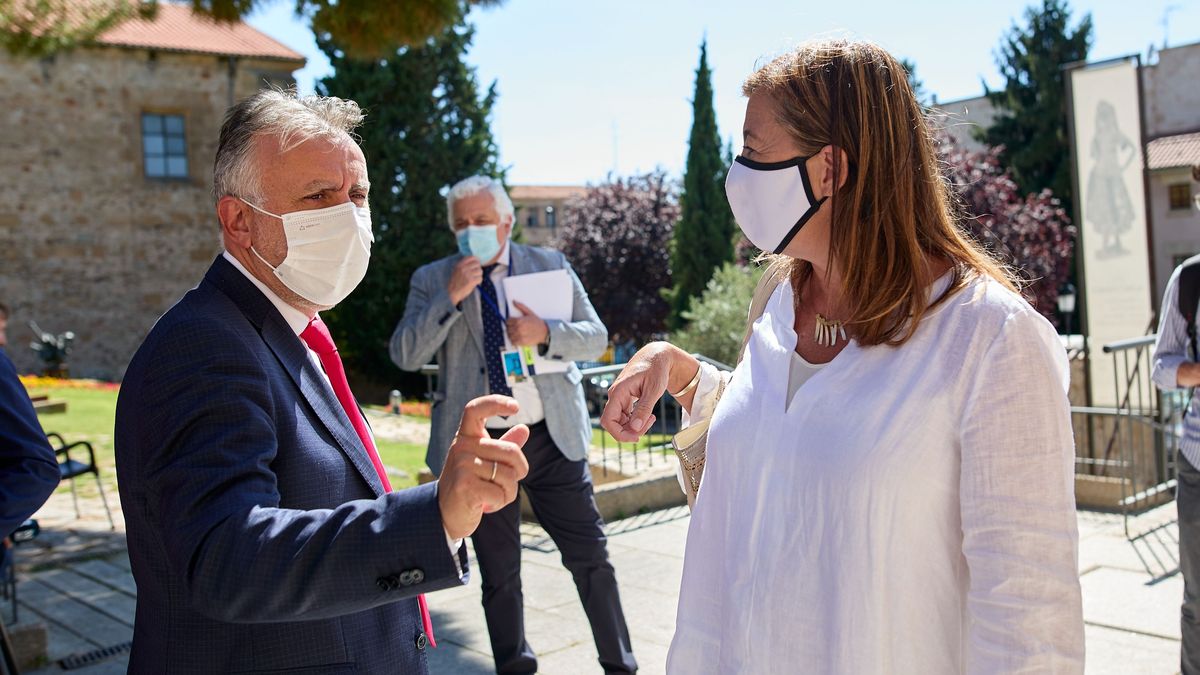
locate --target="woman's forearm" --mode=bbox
[665,344,702,415]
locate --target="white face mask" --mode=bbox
[725,155,827,255]
[244,199,374,307]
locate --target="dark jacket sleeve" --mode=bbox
[121,320,464,624]
[0,349,60,537]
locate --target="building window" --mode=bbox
[142,113,189,180]
[545,205,556,229]
[525,207,539,228]
[1170,183,1193,211]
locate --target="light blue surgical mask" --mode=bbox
[456,224,502,262]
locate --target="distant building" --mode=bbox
[928,94,997,154]
[510,185,587,246]
[0,5,304,378]
[932,41,1200,305]
[1141,42,1200,302]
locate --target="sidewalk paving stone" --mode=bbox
[11,481,1195,674]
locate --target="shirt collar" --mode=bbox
[222,251,314,337]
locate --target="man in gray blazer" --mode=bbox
[392,176,636,673]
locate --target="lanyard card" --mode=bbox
[502,349,527,385]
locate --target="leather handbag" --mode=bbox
[671,264,785,509]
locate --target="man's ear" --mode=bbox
[218,196,253,249]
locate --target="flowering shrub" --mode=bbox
[399,401,431,418]
[939,134,1076,328]
[556,172,679,344]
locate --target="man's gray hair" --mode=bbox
[446,176,514,228]
[212,88,366,203]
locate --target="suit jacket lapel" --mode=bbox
[204,257,385,497]
[260,319,386,497]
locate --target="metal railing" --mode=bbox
[420,355,735,479]
[1072,333,1183,577]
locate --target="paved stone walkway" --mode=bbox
[8,483,1189,673]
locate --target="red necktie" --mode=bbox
[300,317,436,648]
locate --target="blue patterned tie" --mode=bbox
[479,266,513,397]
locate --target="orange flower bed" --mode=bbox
[19,375,120,391]
[399,401,431,418]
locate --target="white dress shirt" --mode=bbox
[222,252,463,566]
[670,273,1084,674]
[482,242,547,429]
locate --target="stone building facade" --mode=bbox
[510,185,587,246]
[0,6,304,378]
[1140,42,1200,303]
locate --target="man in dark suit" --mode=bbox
[0,344,59,539]
[115,90,530,674]
[392,177,636,674]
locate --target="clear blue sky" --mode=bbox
[247,0,1200,185]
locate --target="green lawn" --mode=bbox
[27,384,666,493]
[28,385,429,493]
[590,426,673,451]
[374,438,427,489]
[29,386,119,498]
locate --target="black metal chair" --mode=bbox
[45,433,114,531]
[1,521,40,625]
[0,520,40,675]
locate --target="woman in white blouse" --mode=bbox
[601,39,1084,673]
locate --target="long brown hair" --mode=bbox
[743,39,1017,346]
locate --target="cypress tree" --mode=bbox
[668,39,735,330]
[979,0,1092,208]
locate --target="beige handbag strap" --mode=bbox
[735,263,787,364]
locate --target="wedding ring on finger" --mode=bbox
[489,460,498,483]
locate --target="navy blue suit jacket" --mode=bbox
[115,257,466,674]
[0,349,59,538]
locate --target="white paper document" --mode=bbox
[502,269,573,373]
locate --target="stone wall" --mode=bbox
[0,47,299,379]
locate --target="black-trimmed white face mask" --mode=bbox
[725,155,827,255]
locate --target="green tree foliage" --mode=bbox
[317,17,502,388]
[671,262,764,367]
[667,39,735,330]
[556,172,679,345]
[0,0,502,60]
[979,0,1092,209]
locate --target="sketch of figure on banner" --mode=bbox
[1085,100,1136,258]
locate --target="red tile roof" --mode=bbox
[1147,131,1200,171]
[510,185,588,201]
[96,3,305,62]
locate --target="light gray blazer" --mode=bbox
[390,243,607,475]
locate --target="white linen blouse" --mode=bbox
[669,273,1084,674]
